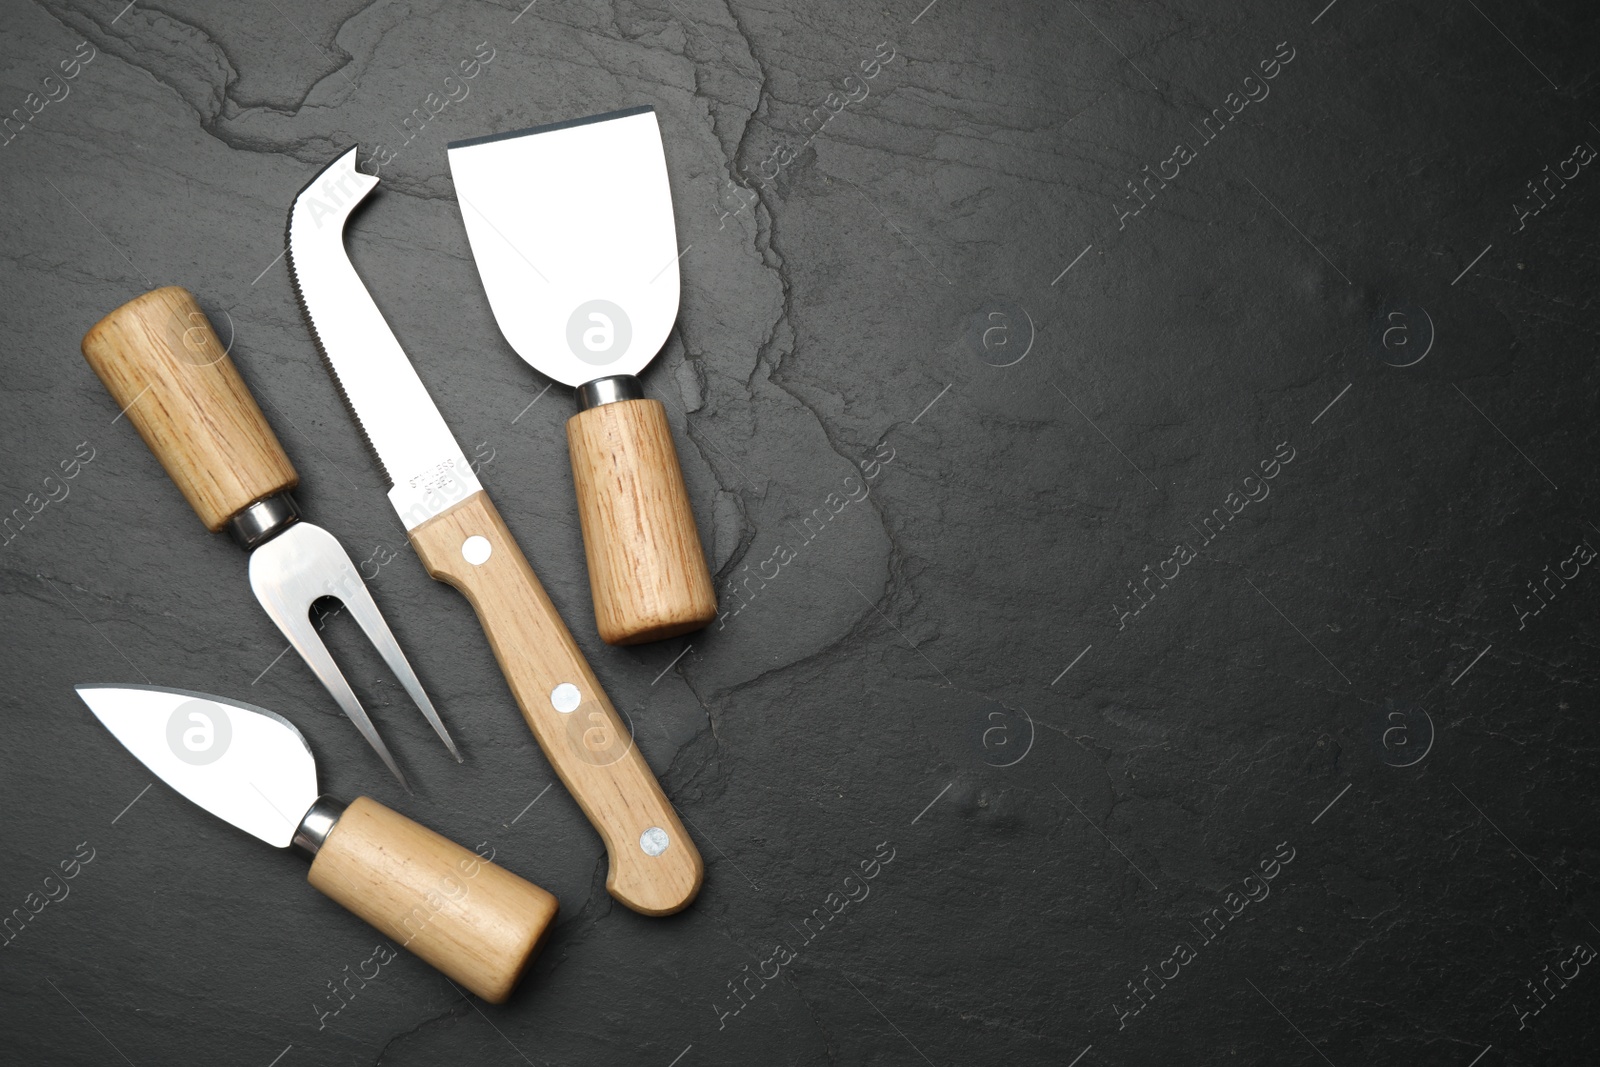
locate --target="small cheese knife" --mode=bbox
[286,148,703,916]
[81,287,457,788]
[74,683,557,1003]
[447,107,717,645]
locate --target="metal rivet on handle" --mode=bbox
[640,826,669,856]
[550,682,581,713]
[461,535,492,565]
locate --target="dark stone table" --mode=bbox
[3,0,1597,1063]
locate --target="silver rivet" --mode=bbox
[550,682,581,713]
[461,535,492,566]
[640,826,669,856]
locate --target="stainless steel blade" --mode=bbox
[75,684,319,848]
[446,106,681,388]
[286,148,482,531]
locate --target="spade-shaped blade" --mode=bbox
[447,106,682,387]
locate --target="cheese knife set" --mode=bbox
[73,107,712,1003]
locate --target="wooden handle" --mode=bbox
[567,398,717,645]
[307,796,558,1003]
[81,286,298,531]
[409,489,704,916]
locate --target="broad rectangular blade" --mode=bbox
[447,106,681,388]
[75,684,319,847]
[287,148,482,530]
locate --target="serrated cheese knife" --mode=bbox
[447,107,717,645]
[75,683,556,1002]
[286,148,703,916]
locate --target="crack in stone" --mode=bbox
[365,994,472,1066]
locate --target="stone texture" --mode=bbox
[1,0,1597,1064]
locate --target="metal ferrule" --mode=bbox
[290,796,347,861]
[226,492,301,552]
[575,374,645,412]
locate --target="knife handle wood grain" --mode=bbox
[80,286,299,531]
[567,398,717,645]
[409,489,704,916]
[308,796,558,1003]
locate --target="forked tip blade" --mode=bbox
[283,147,394,483]
[285,148,376,273]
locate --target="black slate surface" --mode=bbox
[3,1,1598,1064]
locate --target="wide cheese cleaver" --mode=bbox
[447,106,717,646]
[75,684,557,1002]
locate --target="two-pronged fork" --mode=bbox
[81,286,454,788]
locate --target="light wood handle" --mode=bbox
[409,489,704,916]
[567,398,717,645]
[81,286,298,531]
[307,796,558,1003]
